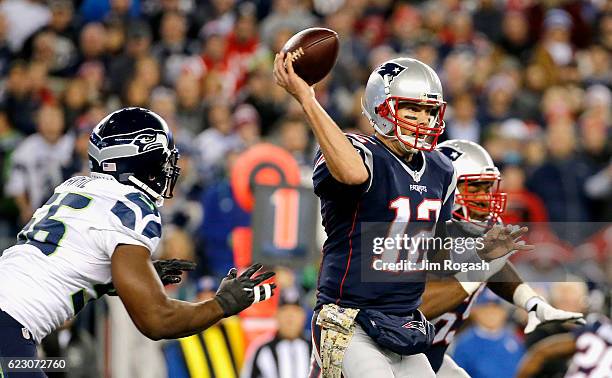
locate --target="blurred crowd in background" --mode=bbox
[0,0,610,377]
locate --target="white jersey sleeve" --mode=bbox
[0,173,162,342]
[50,173,162,257]
[91,178,162,256]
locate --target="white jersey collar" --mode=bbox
[90,172,163,206]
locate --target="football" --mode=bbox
[281,27,340,85]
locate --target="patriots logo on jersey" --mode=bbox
[403,320,427,335]
[438,146,463,161]
[410,184,427,194]
[377,62,406,83]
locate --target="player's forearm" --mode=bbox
[111,245,225,340]
[138,296,224,340]
[301,97,368,185]
[487,263,522,304]
[420,278,469,319]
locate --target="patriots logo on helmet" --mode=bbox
[377,62,406,83]
[438,146,463,161]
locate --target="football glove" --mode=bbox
[524,297,585,334]
[153,259,197,285]
[214,263,276,317]
[107,259,196,296]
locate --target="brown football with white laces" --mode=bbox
[281,27,339,85]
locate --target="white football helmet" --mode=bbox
[362,57,446,151]
[436,139,507,225]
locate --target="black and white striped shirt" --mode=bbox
[241,336,311,378]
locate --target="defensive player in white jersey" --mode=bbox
[419,140,584,377]
[0,108,276,369]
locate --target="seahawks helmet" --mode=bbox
[362,57,446,152]
[437,139,506,225]
[88,107,180,205]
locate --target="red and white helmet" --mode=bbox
[437,139,507,225]
[361,57,446,152]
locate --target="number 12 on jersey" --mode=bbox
[376,197,442,266]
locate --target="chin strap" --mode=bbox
[128,176,164,207]
[395,126,433,152]
[374,131,419,155]
[398,139,419,154]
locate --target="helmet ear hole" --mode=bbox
[375,103,389,117]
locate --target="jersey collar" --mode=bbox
[375,136,427,183]
[90,172,163,206]
[90,172,117,181]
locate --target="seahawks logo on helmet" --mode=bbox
[376,62,406,83]
[90,128,169,161]
[132,133,167,153]
[438,146,464,161]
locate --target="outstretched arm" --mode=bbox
[111,245,275,340]
[422,229,529,320]
[273,52,368,185]
[420,259,524,319]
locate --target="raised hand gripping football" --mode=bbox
[214,263,276,317]
[273,51,314,103]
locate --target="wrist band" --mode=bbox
[513,283,543,310]
[459,281,482,295]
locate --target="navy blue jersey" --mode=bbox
[566,316,612,377]
[313,134,456,315]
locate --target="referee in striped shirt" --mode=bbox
[241,287,311,378]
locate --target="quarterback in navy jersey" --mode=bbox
[419,140,584,377]
[313,133,455,314]
[274,50,531,377]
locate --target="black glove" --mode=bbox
[106,259,196,296]
[215,263,276,317]
[153,259,197,285]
